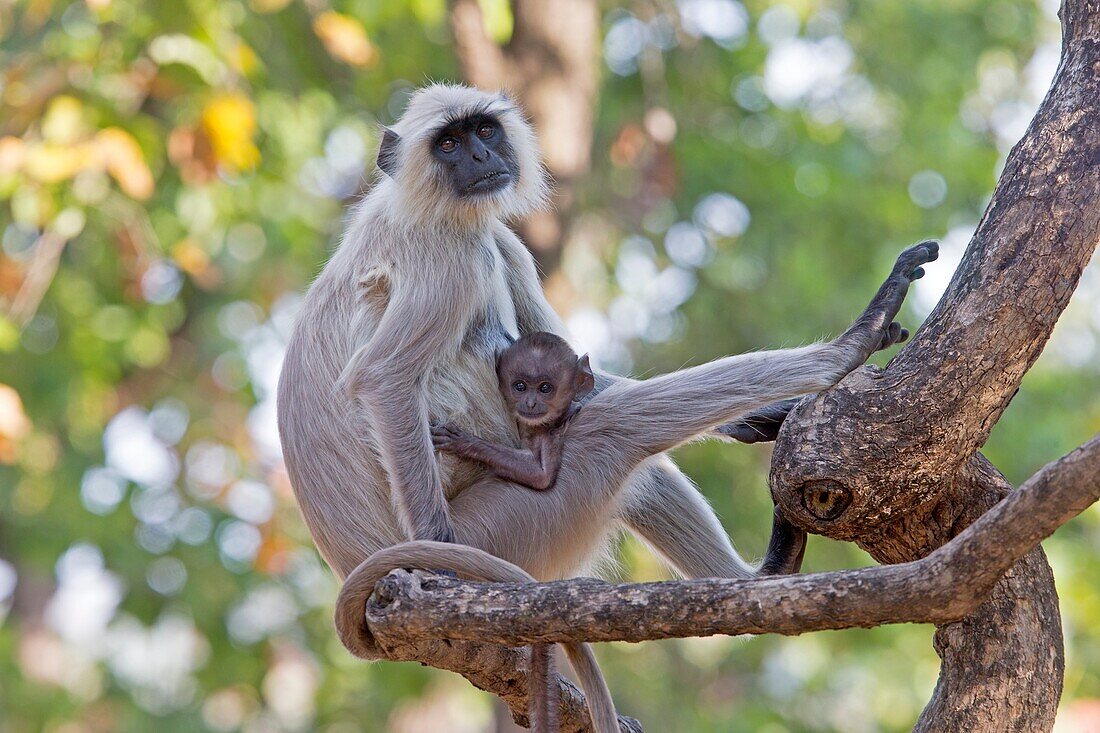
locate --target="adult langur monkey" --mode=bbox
[276,84,935,732]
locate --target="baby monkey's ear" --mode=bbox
[574,354,595,397]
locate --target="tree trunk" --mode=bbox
[770,3,1100,730]
[449,0,600,276]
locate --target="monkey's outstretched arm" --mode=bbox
[339,273,475,543]
[576,242,938,469]
[432,426,557,491]
[716,321,910,443]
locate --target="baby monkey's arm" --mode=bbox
[431,425,559,491]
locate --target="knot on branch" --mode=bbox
[801,480,853,520]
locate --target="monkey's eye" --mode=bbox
[438,137,459,153]
[476,123,495,139]
[513,381,527,392]
[538,382,553,394]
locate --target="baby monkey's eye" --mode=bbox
[438,137,458,153]
[513,381,527,392]
[538,382,553,394]
[476,123,495,139]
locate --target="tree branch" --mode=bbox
[762,7,1097,726]
[371,619,642,733]
[364,435,1098,649]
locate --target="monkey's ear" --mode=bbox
[574,354,595,397]
[377,128,400,178]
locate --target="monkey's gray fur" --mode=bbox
[276,83,937,732]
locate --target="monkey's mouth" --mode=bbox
[463,170,512,196]
[516,407,550,423]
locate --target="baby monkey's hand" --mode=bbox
[431,424,471,454]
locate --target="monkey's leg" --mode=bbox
[619,459,806,579]
[579,241,938,469]
[714,398,802,444]
[713,324,909,444]
[618,457,757,579]
[755,508,807,575]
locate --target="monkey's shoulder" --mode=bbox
[356,264,392,302]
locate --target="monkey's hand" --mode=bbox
[431,425,474,455]
[837,240,938,368]
[878,320,910,351]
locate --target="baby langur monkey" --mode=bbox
[429,333,593,733]
[431,332,595,492]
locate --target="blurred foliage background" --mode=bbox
[1,0,1099,731]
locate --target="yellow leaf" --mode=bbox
[0,383,30,464]
[201,93,261,172]
[230,40,262,76]
[42,96,87,145]
[94,128,155,199]
[313,11,376,67]
[172,238,211,276]
[24,142,88,184]
[0,137,25,175]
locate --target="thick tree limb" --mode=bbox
[369,618,642,733]
[353,435,1096,731]
[363,434,1098,647]
[448,0,508,90]
[770,0,1100,539]
[763,2,1099,730]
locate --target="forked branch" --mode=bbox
[368,435,1099,645]
[358,434,1099,729]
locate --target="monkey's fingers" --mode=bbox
[891,239,939,283]
[877,321,908,351]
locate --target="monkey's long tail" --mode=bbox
[334,540,620,733]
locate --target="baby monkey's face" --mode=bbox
[497,343,594,429]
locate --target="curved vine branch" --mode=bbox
[353,433,1098,730]
[362,433,1098,647]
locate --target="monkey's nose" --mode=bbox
[470,139,490,162]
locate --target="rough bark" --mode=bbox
[367,592,643,733]
[355,433,1098,729]
[340,2,1100,730]
[769,2,1100,730]
[448,0,599,275]
[364,434,1098,645]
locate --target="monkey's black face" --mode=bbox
[430,114,519,199]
